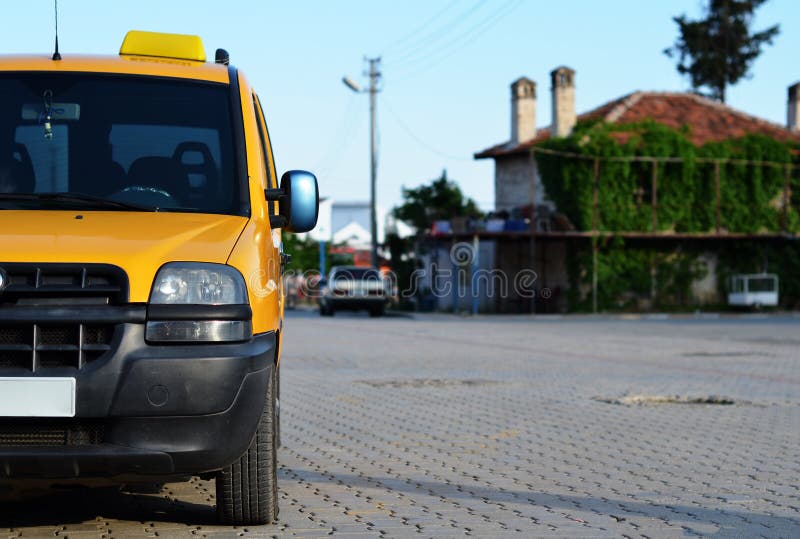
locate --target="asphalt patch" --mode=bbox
[682,351,760,358]
[594,394,736,406]
[356,378,498,389]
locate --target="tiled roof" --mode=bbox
[475,91,800,159]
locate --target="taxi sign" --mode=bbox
[120,30,206,62]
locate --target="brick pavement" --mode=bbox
[1,312,799,538]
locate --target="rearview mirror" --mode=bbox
[21,103,81,121]
[266,170,319,233]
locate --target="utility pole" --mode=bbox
[367,57,381,269]
[343,57,382,268]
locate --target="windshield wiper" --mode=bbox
[0,192,155,212]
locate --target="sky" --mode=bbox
[1,0,797,212]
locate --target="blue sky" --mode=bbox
[2,1,797,211]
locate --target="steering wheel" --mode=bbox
[109,185,178,207]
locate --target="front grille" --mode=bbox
[0,420,105,446]
[0,323,115,370]
[0,263,129,306]
[0,263,127,371]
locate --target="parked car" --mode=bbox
[319,266,388,317]
[0,30,319,525]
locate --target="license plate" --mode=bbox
[0,378,76,417]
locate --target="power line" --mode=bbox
[313,93,359,161]
[384,97,473,162]
[312,94,362,174]
[392,0,523,81]
[386,0,488,68]
[312,93,365,178]
[381,0,462,55]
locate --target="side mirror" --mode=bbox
[266,170,319,232]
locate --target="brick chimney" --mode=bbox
[789,82,800,132]
[551,66,576,137]
[510,77,536,143]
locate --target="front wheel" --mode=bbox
[216,365,279,525]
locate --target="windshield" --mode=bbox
[0,73,244,214]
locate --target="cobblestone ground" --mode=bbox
[2,311,799,538]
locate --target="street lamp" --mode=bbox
[342,77,361,93]
[342,58,381,269]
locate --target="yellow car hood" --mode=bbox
[1,211,249,302]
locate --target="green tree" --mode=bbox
[282,233,320,273]
[283,233,353,274]
[664,0,779,102]
[393,169,482,232]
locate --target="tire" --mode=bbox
[369,306,385,317]
[216,365,279,525]
[275,365,281,449]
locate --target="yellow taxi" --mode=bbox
[0,30,318,525]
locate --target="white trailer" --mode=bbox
[728,273,779,308]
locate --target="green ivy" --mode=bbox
[537,120,799,311]
[567,240,709,312]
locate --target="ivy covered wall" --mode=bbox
[535,120,799,311]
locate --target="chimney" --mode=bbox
[551,66,576,137]
[510,77,536,143]
[789,82,800,132]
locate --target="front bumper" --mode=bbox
[0,322,275,481]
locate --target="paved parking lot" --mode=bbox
[2,311,800,538]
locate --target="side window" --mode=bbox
[252,94,275,189]
[253,94,281,217]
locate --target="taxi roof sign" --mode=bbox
[120,30,206,62]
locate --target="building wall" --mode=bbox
[494,239,534,313]
[493,239,570,313]
[422,238,569,314]
[494,155,550,212]
[535,240,570,312]
[420,240,497,313]
[691,252,720,304]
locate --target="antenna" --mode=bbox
[52,0,61,61]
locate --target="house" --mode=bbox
[476,67,800,213]
[307,200,386,250]
[466,67,800,312]
[307,199,414,267]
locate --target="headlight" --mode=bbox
[150,263,247,305]
[147,263,251,343]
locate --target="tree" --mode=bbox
[282,233,320,273]
[393,170,482,232]
[283,233,353,274]
[664,0,779,102]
